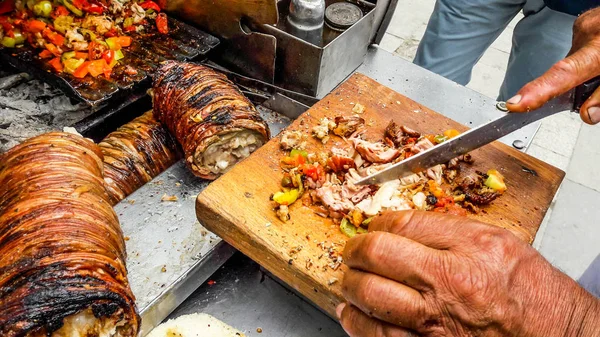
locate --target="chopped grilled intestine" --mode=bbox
[100,111,181,205]
[350,134,401,164]
[456,172,501,205]
[331,116,365,137]
[153,61,270,180]
[0,132,139,337]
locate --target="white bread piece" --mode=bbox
[147,314,246,337]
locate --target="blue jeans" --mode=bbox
[414,0,576,100]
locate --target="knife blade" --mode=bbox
[355,77,600,186]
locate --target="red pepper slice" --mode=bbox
[27,20,47,33]
[156,12,168,34]
[45,43,62,57]
[52,5,70,18]
[123,25,136,33]
[140,1,161,12]
[101,50,114,64]
[43,28,65,46]
[86,3,104,14]
[39,49,54,59]
[73,61,90,78]
[0,0,14,15]
[48,57,63,72]
[0,16,13,31]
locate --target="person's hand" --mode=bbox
[506,7,600,125]
[337,210,600,337]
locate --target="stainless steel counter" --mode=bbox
[162,46,543,336]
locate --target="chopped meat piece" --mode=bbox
[332,116,365,137]
[352,103,366,114]
[448,153,475,169]
[457,173,500,205]
[313,118,334,144]
[401,125,421,138]
[280,130,307,150]
[444,169,458,183]
[384,121,404,147]
[327,156,357,173]
[342,181,373,204]
[351,136,401,164]
[400,172,427,186]
[412,192,427,210]
[315,184,354,213]
[426,164,445,185]
[411,138,435,154]
[277,205,290,222]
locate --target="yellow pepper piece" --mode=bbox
[272,189,300,206]
[485,169,507,193]
[444,129,461,139]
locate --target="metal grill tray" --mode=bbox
[0,17,219,107]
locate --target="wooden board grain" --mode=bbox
[195,73,565,317]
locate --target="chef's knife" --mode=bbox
[355,77,600,186]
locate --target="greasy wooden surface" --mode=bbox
[196,73,565,318]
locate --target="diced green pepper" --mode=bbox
[292,173,304,194]
[12,31,25,45]
[105,37,121,51]
[357,227,368,234]
[63,58,84,74]
[434,135,449,144]
[1,37,16,48]
[123,17,134,28]
[114,49,125,61]
[61,51,76,61]
[340,218,357,238]
[54,16,74,34]
[362,217,374,226]
[272,189,300,206]
[290,149,308,160]
[33,1,53,17]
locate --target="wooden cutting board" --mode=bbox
[196,73,565,317]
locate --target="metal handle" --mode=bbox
[574,76,600,111]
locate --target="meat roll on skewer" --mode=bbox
[100,111,181,205]
[0,133,139,337]
[153,61,271,180]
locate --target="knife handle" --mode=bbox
[574,76,600,111]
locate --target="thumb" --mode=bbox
[506,44,600,113]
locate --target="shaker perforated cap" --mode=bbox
[325,2,363,30]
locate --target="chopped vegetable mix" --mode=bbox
[0,0,170,79]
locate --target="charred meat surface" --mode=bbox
[153,61,270,180]
[100,111,181,205]
[0,132,139,337]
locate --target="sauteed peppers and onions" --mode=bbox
[0,0,169,79]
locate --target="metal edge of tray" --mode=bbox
[138,241,237,335]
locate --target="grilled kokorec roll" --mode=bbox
[0,133,139,337]
[100,111,181,205]
[153,61,271,180]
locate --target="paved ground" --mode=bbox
[379,0,599,287]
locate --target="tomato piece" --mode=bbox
[48,57,63,72]
[140,1,161,12]
[39,49,54,59]
[45,43,62,57]
[88,40,107,60]
[156,12,168,34]
[104,28,118,37]
[52,5,70,19]
[73,61,90,78]
[435,196,454,208]
[43,29,65,46]
[27,20,47,33]
[116,36,131,47]
[86,3,104,14]
[0,16,13,31]
[14,9,28,20]
[123,25,136,33]
[0,0,14,15]
[101,50,114,64]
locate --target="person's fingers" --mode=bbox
[337,303,417,337]
[580,86,600,125]
[342,269,440,332]
[343,231,440,289]
[369,210,482,250]
[506,45,600,113]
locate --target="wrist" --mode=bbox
[566,291,600,337]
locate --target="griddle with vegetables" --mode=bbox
[0,0,218,104]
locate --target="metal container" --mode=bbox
[287,0,326,45]
[259,0,376,98]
